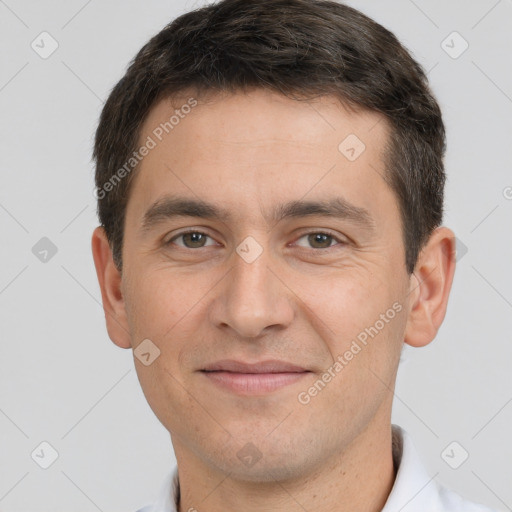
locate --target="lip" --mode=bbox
[202,359,308,373]
[200,360,310,395]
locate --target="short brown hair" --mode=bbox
[93,0,446,274]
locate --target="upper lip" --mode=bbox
[202,359,309,373]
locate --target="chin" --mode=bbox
[203,440,320,485]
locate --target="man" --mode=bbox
[91,1,498,511]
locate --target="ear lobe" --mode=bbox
[91,226,132,349]
[403,227,456,348]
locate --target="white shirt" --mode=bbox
[136,424,499,512]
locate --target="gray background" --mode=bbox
[0,0,511,510]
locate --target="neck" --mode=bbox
[173,420,397,512]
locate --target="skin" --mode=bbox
[92,89,456,512]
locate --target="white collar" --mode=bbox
[138,424,496,512]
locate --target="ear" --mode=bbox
[91,226,132,349]
[404,226,456,348]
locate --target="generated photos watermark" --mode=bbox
[94,97,198,200]
[298,301,402,405]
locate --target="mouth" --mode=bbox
[200,359,311,395]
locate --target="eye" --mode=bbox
[294,231,345,249]
[167,230,217,249]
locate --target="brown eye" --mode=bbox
[295,232,342,249]
[182,232,207,248]
[169,231,215,248]
[307,233,334,248]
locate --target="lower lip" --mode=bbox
[201,371,309,394]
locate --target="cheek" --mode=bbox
[124,269,208,432]
[299,269,389,336]
[300,274,405,409]
[298,267,405,381]
[125,266,207,341]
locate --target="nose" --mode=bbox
[209,243,295,339]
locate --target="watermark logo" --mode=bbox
[31,31,59,59]
[441,31,469,59]
[237,442,263,467]
[134,338,161,366]
[32,237,58,263]
[338,134,366,161]
[454,237,468,262]
[236,236,264,264]
[31,441,59,469]
[441,441,469,469]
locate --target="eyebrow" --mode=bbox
[140,196,376,233]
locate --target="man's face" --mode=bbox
[120,89,411,480]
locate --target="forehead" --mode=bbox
[140,89,389,158]
[129,89,396,228]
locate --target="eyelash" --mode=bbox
[165,229,347,251]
